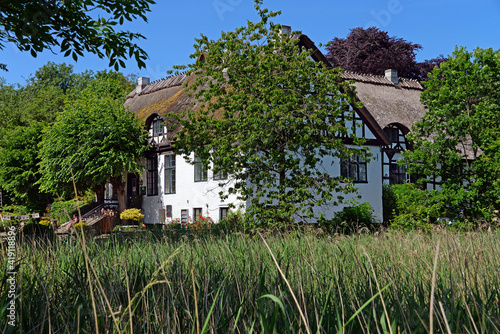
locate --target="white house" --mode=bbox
[123,34,428,224]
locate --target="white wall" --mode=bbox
[141,153,244,224]
[302,146,384,223]
[140,146,384,224]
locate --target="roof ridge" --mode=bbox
[340,70,423,90]
[126,72,187,99]
[148,71,187,85]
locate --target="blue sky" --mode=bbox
[1,0,499,85]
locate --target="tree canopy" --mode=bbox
[0,63,89,210]
[325,27,446,80]
[0,0,155,70]
[0,63,144,212]
[401,47,500,219]
[172,1,365,224]
[38,72,148,213]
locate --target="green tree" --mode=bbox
[38,73,148,214]
[172,1,364,224]
[0,123,52,211]
[0,63,93,211]
[0,0,154,71]
[26,62,93,96]
[402,47,500,219]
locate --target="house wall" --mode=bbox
[305,145,384,222]
[140,146,383,224]
[141,152,245,224]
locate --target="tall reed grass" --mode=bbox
[1,229,500,333]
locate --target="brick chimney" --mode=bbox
[136,77,150,94]
[385,69,398,84]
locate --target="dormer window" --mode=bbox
[148,115,166,144]
[382,123,410,184]
[151,115,163,136]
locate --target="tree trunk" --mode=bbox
[111,175,127,215]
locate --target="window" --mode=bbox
[384,124,407,150]
[166,205,172,218]
[181,209,189,224]
[220,207,229,220]
[213,166,228,180]
[382,124,410,184]
[164,154,176,194]
[193,207,203,219]
[146,157,158,196]
[151,115,163,136]
[341,153,367,182]
[390,164,407,185]
[194,156,207,182]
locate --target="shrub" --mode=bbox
[322,202,376,233]
[21,222,54,239]
[50,193,94,225]
[119,208,144,222]
[218,208,246,232]
[73,221,88,230]
[389,183,456,231]
[382,182,397,222]
[39,220,51,227]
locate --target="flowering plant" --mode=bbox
[183,215,214,229]
[39,220,51,227]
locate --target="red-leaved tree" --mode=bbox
[325,27,446,80]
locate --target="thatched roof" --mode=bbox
[125,73,199,144]
[343,72,426,132]
[125,34,427,147]
[125,73,190,119]
[125,69,426,146]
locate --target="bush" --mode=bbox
[49,192,95,225]
[119,208,144,222]
[382,182,397,222]
[217,208,246,232]
[322,202,376,233]
[73,221,87,230]
[21,222,54,240]
[389,183,454,231]
[39,220,51,227]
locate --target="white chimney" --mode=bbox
[136,76,150,94]
[385,69,398,84]
[280,25,292,36]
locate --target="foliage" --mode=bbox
[39,220,51,227]
[387,183,477,231]
[0,123,52,210]
[388,183,444,230]
[173,1,364,225]
[325,27,447,80]
[218,207,246,232]
[49,193,94,225]
[73,221,88,230]
[323,201,376,232]
[26,62,94,97]
[119,208,144,222]
[0,63,96,210]
[3,230,500,332]
[382,182,397,222]
[21,221,53,237]
[0,0,154,70]
[38,72,148,213]
[401,47,500,220]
